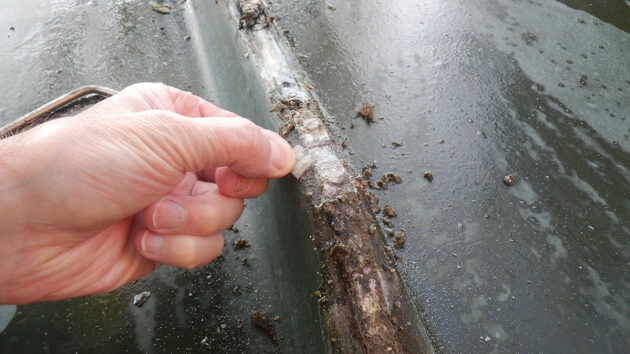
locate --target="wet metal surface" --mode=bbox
[270,0,630,352]
[1,1,325,352]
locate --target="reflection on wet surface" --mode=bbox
[271,0,629,352]
[1,1,325,352]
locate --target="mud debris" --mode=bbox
[391,141,403,148]
[383,203,397,218]
[385,172,402,184]
[237,0,273,29]
[149,1,172,14]
[250,310,276,343]
[270,100,292,112]
[363,168,373,179]
[372,172,403,190]
[356,102,375,122]
[382,216,394,228]
[354,176,367,192]
[366,191,380,213]
[423,171,434,182]
[238,0,262,27]
[394,229,406,249]
[234,239,250,250]
[503,174,514,186]
[341,136,348,149]
[280,121,295,136]
[228,225,239,233]
[132,291,151,307]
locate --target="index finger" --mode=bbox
[164,85,238,118]
[126,111,296,179]
[85,83,240,118]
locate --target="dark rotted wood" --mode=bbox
[310,180,431,353]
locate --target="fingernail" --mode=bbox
[142,232,163,255]
[236,175,254,193]
[264,130,294,173]
[153,199,186,230]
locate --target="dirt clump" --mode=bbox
[503,174,514,186]
[150,1,172,14]
[250,310,277,343]
[237,0,273,29]
[385,172,402,184]
[280,121,295,136]
[382,204,397,218]
[394,229,406,248]
[234,239,250,250]
[357,102,375,122]
[372,172,402,190]
[228,225,239,233]
[366,191,380,213]
[423,171,434,182]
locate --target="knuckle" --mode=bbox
[125,82,151,94]
[235,119,268,156]
[175,89,194,101]
[233,117,257,134]
[122,82,168,101]
[130,82,165,90]
[151,109,180,123]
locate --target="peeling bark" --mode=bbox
[227,0,433,352]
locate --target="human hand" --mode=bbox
[0,83,295,304]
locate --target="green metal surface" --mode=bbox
[270,0,630,352]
